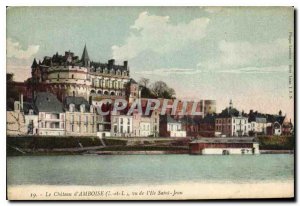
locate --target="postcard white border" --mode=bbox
[1,0,298,205]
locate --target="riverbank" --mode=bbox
[7,135,294,156]
[7,180,294,200]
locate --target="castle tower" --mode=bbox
[81,44,90,67]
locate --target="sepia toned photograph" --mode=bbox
[6,6,294,200]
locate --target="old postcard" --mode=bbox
[6,6,294,200]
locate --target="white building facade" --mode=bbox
[38,112,65,136]
[231,116,250,136]
[167,122,186,137]
[111,115,133,137]
[249,117,267,135]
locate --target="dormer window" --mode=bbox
[90,105,94,113]
[80,104,85,113]
[69,104,75,112]
[14,101,20,111]
[29,109,34,115]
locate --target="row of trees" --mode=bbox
[139,78,176,99]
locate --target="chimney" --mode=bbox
[108,59,115,69]
[20,94,23,111]
[124,61,128,69]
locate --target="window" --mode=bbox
[71,124,74,132]
[57,74,60,80]
[80,104,85,113]
[127,118,130,125]
[114,125,117,133]
[120,118,123,124]
[69,104,75,112]
[90,106,94,113]
[72,74,74,79]
[29,109,34,115]
[127,126,130,133]
[85,116,88,124]
[120,125,123,133]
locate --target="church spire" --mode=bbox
[81,44,90,67]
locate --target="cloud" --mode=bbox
[211,65,289,74]
[112,11,210,60]
[6,64,31,81]
[198,38,288,70]
[219,39,287,66]
[133,65,288,78]
[134,68,202,76]
[7,38,39,59]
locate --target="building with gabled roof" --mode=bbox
[34,92,65,136]
[64,96,97,136]
[265,110,287,136]
[159,115,186,137]
[248,110,267,135]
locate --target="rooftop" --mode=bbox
[64,96,91,112]
[34,92,64,113]
[33,45,129,72]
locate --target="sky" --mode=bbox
[6,7,294,121]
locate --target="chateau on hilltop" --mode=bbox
[30,45,138,101]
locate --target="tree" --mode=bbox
[140,86,156,98]
[150,81,176,99]
[139,78,150,88]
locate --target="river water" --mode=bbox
[7,154,294,186]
